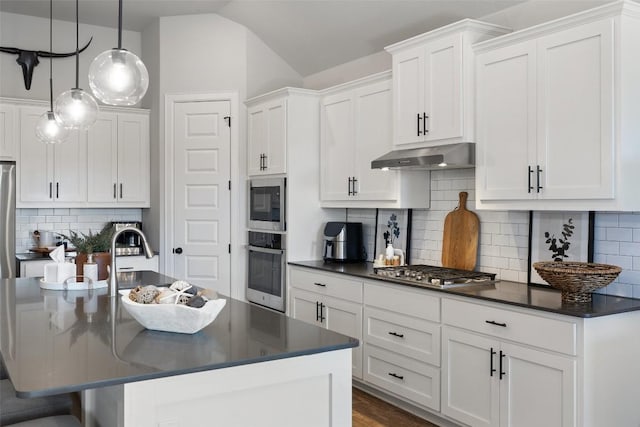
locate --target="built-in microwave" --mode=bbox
[248,177,286,231]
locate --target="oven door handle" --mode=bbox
[247,245,284,255]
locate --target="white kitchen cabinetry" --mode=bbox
[115,255,159,272]
[386,20,510,148]
[246,88,317,176]
[363,281,441,411]
[19,105,87,206]
[19,259,51,278]
[247,98,286,175]
[320,72,429,208]
[475,2,640,210]
[289,266,363,379]
[441,298,576,427]
[87,110,150,207]
[0,103,16,160]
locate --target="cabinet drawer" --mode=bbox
[364,344,440,411]
[289,267,362,303]
[364,306,440,366]
[442,298,577,355]
[364,280,440,322]
[116,255,159,272]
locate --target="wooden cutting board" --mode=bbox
[442,191,479,270]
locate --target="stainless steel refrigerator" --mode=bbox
[0,161,16,279]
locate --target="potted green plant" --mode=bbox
[59,224,114,281]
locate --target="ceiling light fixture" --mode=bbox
[35,0,69,144]
[88,0,148,106]
[54,0,98,130]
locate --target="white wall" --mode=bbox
[303,51,390,90]
[0,12,141,102]
[246,31,303,98]
[143,13,305,299]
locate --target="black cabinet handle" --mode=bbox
[56,182,59,199]
[113,183,117,199]
[263,154,267,170]
[120,183,123,199]
[49,182,52,199]
[423,113,429,134]
[320,303,326,322]
[118,267,134,270]
[314,282,326,287]
[352,177,358,195]
[388,331,404,338]
[528,166,534,193]
[485,320,507,327]
[499,350,506,380]
[173,247,183,254]
[536,165,543,192]
[417,113,422,136]
[348,177,353,196]
[316,301,320,322]
[490,347,497,376]
[388,372,404,380]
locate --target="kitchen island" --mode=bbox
[0,272,358,427]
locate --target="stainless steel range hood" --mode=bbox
[371,142,475,170]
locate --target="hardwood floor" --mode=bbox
[352,388,439,427]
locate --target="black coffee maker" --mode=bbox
[323,222,364,262]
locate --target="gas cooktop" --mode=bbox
[371,265,496,288]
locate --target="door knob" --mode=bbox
[173,247,183,254]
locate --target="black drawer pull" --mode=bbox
[314,282,326,287]
[499,350,506,380]
[485,320,507,327]
[388,331,404,338]
[388,372,404,380]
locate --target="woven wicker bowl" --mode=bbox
[533,261,621,303]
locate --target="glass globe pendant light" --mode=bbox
[35,0,69,144]
[54,0,98,130]
[88,0,148,106]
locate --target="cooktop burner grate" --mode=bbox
[372,264,496,288]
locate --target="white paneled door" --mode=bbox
[172,100,231,295]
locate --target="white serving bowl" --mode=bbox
[119,288,226,334]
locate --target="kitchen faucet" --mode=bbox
[109,226,155,297]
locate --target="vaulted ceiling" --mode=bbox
[0,0,604,77]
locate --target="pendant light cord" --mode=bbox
[75,0,79,89]
[49,0,53,111]
[118,0,123,49]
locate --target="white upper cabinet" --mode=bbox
[87,110,150,206]
[247,98,287,176]
[18,105,87,206]
[386,20,511,149]
[0,103,16,160]
[475,2,640,210]
[2,97,150,208]
[320,72,430,209]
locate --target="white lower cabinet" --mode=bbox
[441,298,576,427]
[363,281,441,411]
[289,266,363,379]
[115,255,159,272]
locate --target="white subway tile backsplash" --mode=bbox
[607,227,632,242]
[595,213,618,227]
[620,242,640,257]
[15,208,142,253]
[597,240,620,255]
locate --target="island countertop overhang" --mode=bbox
[0,271,358,398]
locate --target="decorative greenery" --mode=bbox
[383,213,400,246]
[58,223,114,254]
[544,218,575,261]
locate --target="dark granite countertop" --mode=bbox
[0,271,357,398]
[289,260,640,318]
